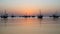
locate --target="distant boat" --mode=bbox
[1,10,8,18]
[37,10,43,19]
[23,16,30,18]
[49,11,59,18]
[52,14,59,18]
[31,16,35,17]
[11,14,15,18]
[38,15,43,18]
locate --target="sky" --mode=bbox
[0,0,60,16]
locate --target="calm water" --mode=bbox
[0,17,60,34]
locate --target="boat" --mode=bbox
[49,11,59,18]
[1,10,8,18]
[11,14,15,18]
[37,10,43,19]
[52,14,59,18]
[38,15,43,18]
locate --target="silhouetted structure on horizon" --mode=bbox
[38,15,43,18]
[31,16,35,17]
[37,10,43,19]
[11,14,15,18]
[49,15,59,18]
[1,10,8,18]
[23,16,31,18]
[49,11,59,18]
[19,15,36,18]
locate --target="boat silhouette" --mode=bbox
[31,16,35,17]
[52,14,59,18]
[37,10,43,19]
[23,16,31,18]
[11,14,15,18]
[49,11,59,18]
[38,15,43,18]
[1,10,8,18]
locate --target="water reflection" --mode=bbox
[0,17,60,34]
[0,18,8,26]
[1,18,8,23]
[52,18,60,24]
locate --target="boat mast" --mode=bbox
[39,9,41,15]
[5,10,7,15]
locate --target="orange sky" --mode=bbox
[0,0,60,16]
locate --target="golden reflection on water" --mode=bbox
[0,17,60,34]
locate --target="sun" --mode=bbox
[18,4,39,16]
[21,8,39,16]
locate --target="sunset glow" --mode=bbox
[0,0,60,16]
